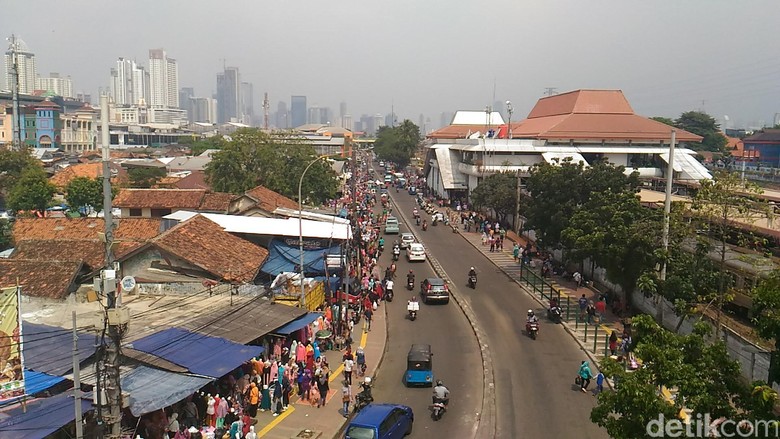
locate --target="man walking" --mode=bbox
[364,306,373,332]
[578,294,588,321]
[343,356,354,386]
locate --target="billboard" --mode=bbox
[0,287,23,401]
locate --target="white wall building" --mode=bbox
[3,37,37,94]
[110,58,148,106]
[149,49,178,108]
[60,106,98,152]
[36,73,73,98]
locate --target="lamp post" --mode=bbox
[298,153,340,309]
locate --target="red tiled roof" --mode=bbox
[244,185,298,212]
[49,162,128,188]
[173,171,211,190]
[0,260,83,299]
[12,217,162,242]
[199,192,233,212]
[152,215,268,282]
[113,189,206,209]
[427,125,486,139]
[11,240,142,271]
[527,89,634,118]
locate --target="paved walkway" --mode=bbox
[254,304,388,438]
[456,229,627,359]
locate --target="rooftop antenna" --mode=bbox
[544,87,557,97]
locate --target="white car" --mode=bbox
[406,243,426,262]
[400,233,415,249]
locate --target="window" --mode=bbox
[129,208,143,217]
[379,411,401,436]
[150,208,172,218]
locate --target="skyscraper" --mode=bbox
[216,67,240,123]
[110,58,148,106]
[36,73,73,98]
[179,87,194,121]
[149,49,179,108]
[290,96,307,128]
[275,101,289,129]
[240,82,254,125]
[339,102,347,119]
[4,36,37,94]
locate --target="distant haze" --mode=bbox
[3,0,780,129]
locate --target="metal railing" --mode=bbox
[517,263,572,321]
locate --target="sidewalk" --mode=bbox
[457,229,626,359]
[255,304,388,438]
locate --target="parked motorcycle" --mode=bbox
[526,321,540,339]
[468,275,477,289]
[354,384,374,413]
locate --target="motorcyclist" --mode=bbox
[468,267,477,279]
[432,380,450,405]
[422,219,428,231]
[385,278,394,296]
[378,237,385,251]
[413,208,419,218]
[527,309,539,324]
[407,296,420,312]
[357,376,373,405]
[407,270,415,284]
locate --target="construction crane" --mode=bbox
[263,92,270,130]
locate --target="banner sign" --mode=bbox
[0,287,24,401]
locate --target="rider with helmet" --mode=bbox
[468,267,477,278]
[527,309,539,323]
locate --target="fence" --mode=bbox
[517,263,573,321]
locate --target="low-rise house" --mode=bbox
[49,161,128,190]
[229,185,298,217]
[113,188,232,218]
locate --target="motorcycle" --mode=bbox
[526,321,540,339]
[547,306,562,324]
[393,248,400,261]
[416,217,421,226]
[431,399,447,421]
[354,386,374,413]
[385,289,394,302]
[408,309,417,321]
[468,275,477,289]
[422,222,428,231]
[407,278,414,290]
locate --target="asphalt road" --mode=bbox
[366,178,483,438]
[387,184,609,438]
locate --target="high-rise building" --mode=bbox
[339,102,347,119]
[275,101,289,129]
[149,49,178,108]
[290,95,307,128]
[190,97,217,123]
[4,36,37,94]
[179,87,194,120]
[110,58,148,106]
[341,115,353,131]
[240,81,254,125]
[148,49,178,107]
[216,67,240,123]
[36,73,73,98]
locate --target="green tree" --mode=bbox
[650,116,676,127]
[373,120,421,166]
[0,148,38,195]
[65,176,104,214]
[691,171,771,336]
[470,172,518,224]
[189,136,223,156]
[6,165,55,213]
[0,218,11,251]
[675,111,728,153]
[592,315,768,438]
[524,160,640,248]
[753,270,780,352]
[205,129,338,204]
[128,167,167,188]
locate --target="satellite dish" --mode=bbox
[120,276,136,292]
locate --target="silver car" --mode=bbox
[400,233,415,249]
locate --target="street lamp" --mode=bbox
[298,153,341,309]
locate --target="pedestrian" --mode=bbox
[316,365,330,408]
[608,331,618,356]
[271,380,283,416]
[578,294,588,321]
[282,373,291,410]
[595,372,605,395]
[573,271,582,290]
[356,346,366,377]
[595,297,607,321]
[578,361,593,393]
[586,301,596,324]
[341,380,353,417]
[343,356,354,385]
[260,384,271,412]
[512,243,520,262]
[489,235,495,252]
[364,306,373,332]
[247,382,259,417]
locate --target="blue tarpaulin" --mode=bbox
[314,276,342,293]
[23,370,65,395]
[273,312,323,335]
[122,366,212,417]
[0,392,92,439]
[128,328,264,379]
[260,239,342,277]
[22,322,95,377]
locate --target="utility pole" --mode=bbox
[659,130,676,324]
[72,312,84,439]
[99,94,127,438]
[8,35,22,151]
[263,92,269,130]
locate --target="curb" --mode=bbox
[393,200,496,439]
[331,279,391,438]
[457,232,614,388]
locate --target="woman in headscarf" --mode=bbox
[166,413,179,438]
[260,384,271,412]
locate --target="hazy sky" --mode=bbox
[3,0,780,129]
